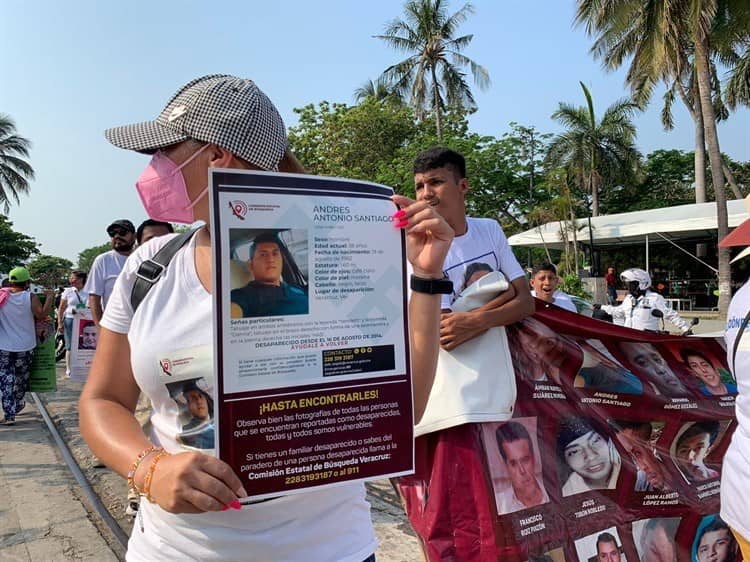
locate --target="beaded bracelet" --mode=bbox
[126,445,161,497]
[143,450,171,504]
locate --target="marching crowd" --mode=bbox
[0,73,748,561]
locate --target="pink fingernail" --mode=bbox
[394,220,408,228]
[392,209,406,219]
[221,505,231,511]
[231,499,242,510]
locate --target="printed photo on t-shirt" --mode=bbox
[155,345,215,452]
[228,228,309,319]
[166,377,216,451]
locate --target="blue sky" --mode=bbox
[2,0,748,263]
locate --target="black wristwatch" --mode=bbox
[410,274,453,295]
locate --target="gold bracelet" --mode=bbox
[143,450,171,504]
[126,445,161,497]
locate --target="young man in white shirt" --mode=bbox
[413,147,534,351]
[85,219,136,328]
[529,262,577,313]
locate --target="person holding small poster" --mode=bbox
[79,74,454,561]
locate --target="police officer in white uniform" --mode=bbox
[597,268,691,334]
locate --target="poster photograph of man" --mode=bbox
[557,416,621,497]
[229,228,309,319]
[78,320,98,350]
[480,418,550,516]
[670,420,729,484]
[632,518,680,562]
[574,528,627,562]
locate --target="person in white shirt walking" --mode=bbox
[56,270,88,377]
[85,219,136,328]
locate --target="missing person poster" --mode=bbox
[69,309,98,382]
[397,301,738,562]
[210,170,410,500]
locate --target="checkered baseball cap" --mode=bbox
[104,74,287,171]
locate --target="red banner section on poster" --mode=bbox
[398,301,738,562]
[209,170,412,501]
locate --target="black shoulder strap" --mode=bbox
[731,308,750,376]
[130,226,202,313]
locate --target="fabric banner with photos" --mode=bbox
[397,301,738,562]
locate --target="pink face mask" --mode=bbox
[135,144,210,224]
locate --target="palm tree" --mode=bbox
[546,82,641,217]
[0,114,34,212]
[353,78,402,104]
[574,0,748,316]
[375,0,490,140]
[726,35,750,109]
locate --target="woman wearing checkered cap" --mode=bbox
[78,75,453,561]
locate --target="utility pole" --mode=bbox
[520,126,536,269]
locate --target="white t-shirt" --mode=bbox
[60,287,89,318]
[720,281,750,540]
[0,291,35,352]
[441,217,525,309]
[101,233,376,562]
[530,289,577,313]
[84,249,129,309]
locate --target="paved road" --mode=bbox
[0,399,120,561]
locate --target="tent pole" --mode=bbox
[646,234,650,272]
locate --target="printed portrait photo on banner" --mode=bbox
[574,527,628,562]
[480,418,550,516]
[573,339,643,395]
[692,514,739,562]
[229,228,309,319]
[670,420,729,485]
[632,517,680,562]
[557,416,621,497]
[525,547,565,562]
[675,347,738,397]
[505,317,583,386]
[166,377,216,451]
[608,419,672,493]
[606,341,688,397]
[78,320,98,350]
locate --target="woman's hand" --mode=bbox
[144,451,248,514]
[392,195,454,278]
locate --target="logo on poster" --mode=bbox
[159,359,173,376]
[229,200,247,220]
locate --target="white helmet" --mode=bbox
[620,268,651,290]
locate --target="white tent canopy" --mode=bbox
[508,199,749,251]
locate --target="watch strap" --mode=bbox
[410,274,453,295]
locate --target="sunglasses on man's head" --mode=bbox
[109,228,130,237]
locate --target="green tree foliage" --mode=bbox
[605,150,697,212]
[0,114,35,212]
[27,255,73,288]
[546,82,642,216]
[353,78,403,104]
[288,98,417,184]
[375,0,489,140]
[77,243,110,272]
[0,215,38,272]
